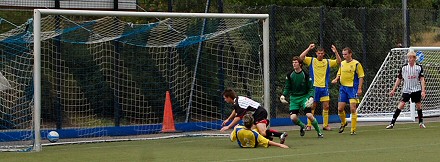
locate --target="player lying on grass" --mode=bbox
[221,88,288,144]
[230,113,289,148]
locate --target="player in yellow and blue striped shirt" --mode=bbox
[230,113,289,148]
[300,43,341,131]
[331,47,364,135]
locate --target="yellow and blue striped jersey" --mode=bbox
[230,126,269,148]
[337,59,365,87]
[304,57,338,88]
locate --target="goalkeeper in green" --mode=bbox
[280,56,323,138]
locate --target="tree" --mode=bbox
[222,0,437,9]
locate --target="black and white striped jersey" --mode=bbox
[233,96,262,118]
[398,63,424,93]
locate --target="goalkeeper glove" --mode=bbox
[305,97,314,108]
[280,95,288,104]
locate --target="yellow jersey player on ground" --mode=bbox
[230,113,289,148]
[221,88,288,144]
[331,47,364,135]
[299,43,342,131]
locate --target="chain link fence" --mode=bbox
[223,6,439,118]
[0,5,439,120]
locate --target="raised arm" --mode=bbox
[331,45,342,64]
[299,43,315,61]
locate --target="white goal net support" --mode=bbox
[0,9,270,152]
[351,47,440,122]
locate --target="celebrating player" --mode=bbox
[230,113,289,148]
[280,56,323,138]
[331,47,364,135]
[221,88,288,144]
[299,43,342,131]
[386,51,426,129]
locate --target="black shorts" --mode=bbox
[252,106,268,124]
[401,91,422,103]
[289,107,312,115]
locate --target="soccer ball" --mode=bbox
[47,131,59,143]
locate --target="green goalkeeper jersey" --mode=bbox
[283,70,314,98]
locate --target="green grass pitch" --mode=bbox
[2,121,440,162]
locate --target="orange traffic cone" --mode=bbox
[161,91,177,133]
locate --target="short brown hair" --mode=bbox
[222,88,237,99]
[243,113,254,129]
[316,46,325,52]
[342,47,352,54]
[292,56,303,67]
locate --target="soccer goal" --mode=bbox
[0,9,270,152]
[351,47,440,122]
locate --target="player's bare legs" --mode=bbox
[256,123,267,137]
[256,122,287,143]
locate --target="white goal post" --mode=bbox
[32,9,270,152]
[348,47,440,122]
[0,9,270,152]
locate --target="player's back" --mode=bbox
[230,126,269,148]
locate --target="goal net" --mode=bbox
[353,47,440,122]
[0,10,269,151]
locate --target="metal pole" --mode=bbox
[402,0,409,47]
[269,5,277,118]
[217,0,225,120]
[319,6,324,47]
[185,0,212,123]
[263,18,270,121]
[54,2,62,130]
[114,0,119,10]
[218,0,223,13]
[55,0,60,8]
[361,7,368,86]
[168,0,173,12]
[33,9,42,152]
